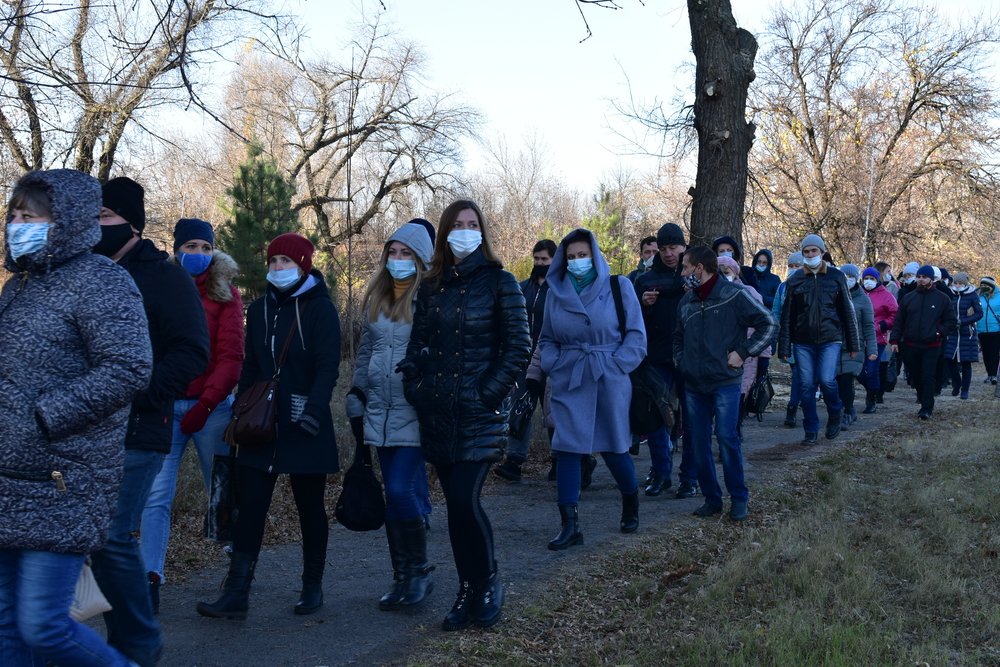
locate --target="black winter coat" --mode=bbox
[633,254,686,367]
[403,249,531,466]
[890,287,957,349]
[519,277,548,348]
[778,265,861,358]
[238,272,341,474]
[118,239,209,452]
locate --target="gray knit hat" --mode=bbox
[387,221,434,267]
[953,271,970,284]
[787,251,803,265]
[800,233,826,252]
[840,263,860,278]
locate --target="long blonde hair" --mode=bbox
[361,243,425,323]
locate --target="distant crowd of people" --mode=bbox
[1,168,993,664]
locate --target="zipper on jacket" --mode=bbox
[51,471,67,491]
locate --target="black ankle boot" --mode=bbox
[784,405,797,428]
[441,581,474,631]
[398,518,434,607]
[379,521,407,610]
[294,551,325,615]
[620,491,639,533]
[472,569,503,628]
[196,552,256,620]
[863,391,877,414]
[548,504,583,550]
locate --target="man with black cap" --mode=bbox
[890,265,957,419]
[92,176,209,666]
[633,222,698,498]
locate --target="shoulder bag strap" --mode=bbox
[609,274,626,344]
[273,301,306,378]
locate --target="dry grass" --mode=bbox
[407,407,1000,667]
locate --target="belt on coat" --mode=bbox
[559,342,619,390]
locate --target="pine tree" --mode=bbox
[217,144,300,301]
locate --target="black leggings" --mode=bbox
[979,332,1000,377]
[233,465,329,563]
[947,359,972,394]
[836,373,856,415]
[435,461,494,586]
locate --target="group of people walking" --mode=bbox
[1,166,994,665]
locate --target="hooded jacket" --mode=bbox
[751,249,781,308]
[117,237,209,452]
[944,285,983,362]
[403,247,530,465]
[838,286,878,376]
[633,252,685,367]
[539,229,647,455]
[977,287,1000,334]
[0,169,152,553]
[864,283,898,347]
[170,251,244,408]
[238,271,341,474]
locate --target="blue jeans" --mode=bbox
[141,396,232,582]
[646,365,675,479]
[684,383,747,508]
[376,446,430,522]
[788,361,802,409]
[794,342,843,433]
[91,448,164,667]
[0,550,131,667]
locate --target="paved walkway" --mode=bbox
[151,373,989,666]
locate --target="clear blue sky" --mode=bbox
[293,0,999,194]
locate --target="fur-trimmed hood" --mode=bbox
[171,250,239,302]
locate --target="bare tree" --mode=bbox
[751,0,1000,265]
[0,0,292,180]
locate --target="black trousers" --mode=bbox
[903,346,941,414]
[435,461,494,586]
[979,332,1000,378]
[233,465,329,566]
[836,372,856,415]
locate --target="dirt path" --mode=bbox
[153,374,983,666]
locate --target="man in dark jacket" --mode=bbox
[496,238,556,482]
[673,246,776,521]
[633,223,692,497]
[91,176,209,666]
[778,233,861,446]
[890,265,957,419]
[627,235,658,283]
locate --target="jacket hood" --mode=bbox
[171,250,239,303]
[4,169,102,273]
[752,249,773,272]
[546,228,612,302]
[712,235,743,264]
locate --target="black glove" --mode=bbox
[297,411,321,436]
[395,358,420,380]
[347,385,367,408]
[525,378,543,400]
[349,415,364,446]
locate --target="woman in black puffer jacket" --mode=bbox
[400,200,530,632]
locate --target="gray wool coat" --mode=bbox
[838,286,878,376]
[0,169,152,554]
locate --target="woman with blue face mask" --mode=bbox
[399,200,530,632]
[537,229,647,552]
[140,218,244,613]
[0,169,152,666]
[346,220,436,612]
[198,232,341,620]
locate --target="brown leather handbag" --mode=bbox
[224,315,300,450]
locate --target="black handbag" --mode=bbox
[204,453,238,542]
[743,373,775,421]
[334,440,386,532]
[507,375,537,440]
[884,352,899,392]
[609,277,676,434]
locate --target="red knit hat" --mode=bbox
[267,233,314,274]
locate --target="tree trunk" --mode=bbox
[687,0,758,247]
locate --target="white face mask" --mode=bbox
[447,229,482,260]
[267,267,301,290]
[723,273,736,282]
[6,222,51,260]
[386,259,416,281]
[803,255,823,270]
[903,276,916,285]
[567,257,593,278]
[862,278,878,291]
[846,277,857,290]
[642,255,654,268]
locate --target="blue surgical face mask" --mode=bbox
[566,257,593,278]
[6,222,51,260]
[267,266,301,290]
[755,264,767,272]
[387,259,416,281]
[719,250,734,259]
[177,251,212,276]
